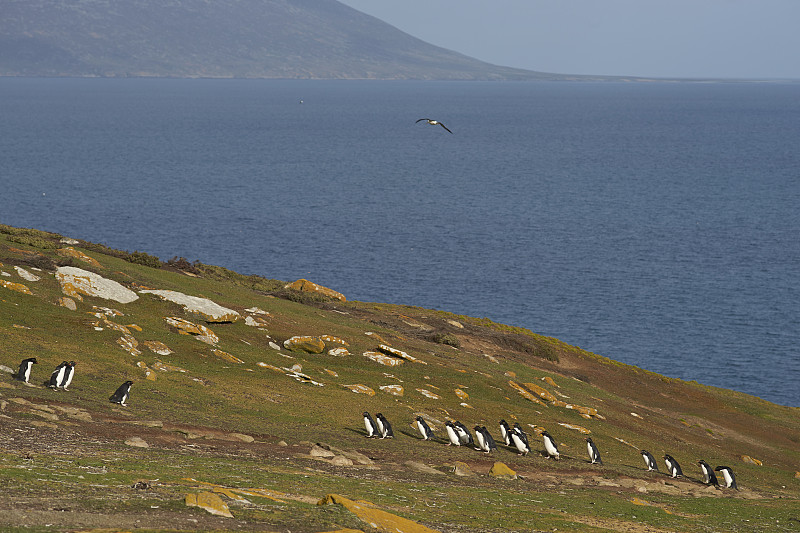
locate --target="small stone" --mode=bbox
[125,437,149,448]
[741,455,763,466]
[330,455,354,466]
[310,444,336,458]
[453,461,475,477]
[405,461,445,476]
[58,297,77,311]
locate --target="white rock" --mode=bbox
[139,290,239,322]
[56,267,139,304]
[14,266,40,282]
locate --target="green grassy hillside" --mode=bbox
[1,224,798,532]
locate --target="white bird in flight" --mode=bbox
[416,118,453,134]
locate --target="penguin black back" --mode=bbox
[109,380,133,405]
[15,357,37,383]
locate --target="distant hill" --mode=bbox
[0,0,568,80]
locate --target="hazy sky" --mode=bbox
[338,0,800,79]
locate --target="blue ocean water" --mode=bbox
[1,78,798,406]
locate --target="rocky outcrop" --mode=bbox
[56,266,138,303]
[140,289,239,323]
[285,279,346,302]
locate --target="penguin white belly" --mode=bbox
[445,425,460,446]
[544,438,559,458]
[511,433,528,455]
[721,469,734,488]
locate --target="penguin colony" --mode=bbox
[10,356,741,490]
[14,357,133,406]
[362,411,741,490]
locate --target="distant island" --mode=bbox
[2,0,608,81]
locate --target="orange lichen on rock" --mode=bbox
[57,247,103,268]
[283,336,326,354]
[508,380,545,405]
[319,493,441,533]
[212,349,245,364]
[164,317,218,345]
[342,384,376,396]
[0,280,33,295]
[521,382,557,402]
[285,279,346,301]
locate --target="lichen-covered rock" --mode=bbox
[212,349,244,364]
[0,280,33,295]
[140,289,239,323]
[137,361,157,381]
[57,247,103,268]
[342,384,375,396]
[508,380,545,405]
[144,340,173,355]
[741,455,763,466]
[283,336,325,354]
[522,382,557,402]
[285,279,346,301]
[379,384,404,396]
[453,461,475,477]
[416,389,441,399]
[164,317,218,345]
[117,335,142,356]
[56,266,138,303]
[185,491,233,518]
[558,422,591,434]
[454,388,469,400]
[329,347,350,356]
[364,351,404,366]
[318,494,440,533]
[377,344,426,364]
[489,462,518,480]
[541,376,559,387]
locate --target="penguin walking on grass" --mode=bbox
[641,450,659,472]
[445,421,461,446]
[375,413,394,439]
[715,466,739,490]
[698,460,720,487]
[60,361,76,390]
[454,421,474,447]
[586,437,602,465]
[542,431,560,460]
[510,424,530,456]
[15,357,37,383]
[363,412,379,438]
[663,454,683,478]
[415,416,435,441]
[48,361,69,389]
[109,381,133,406]
[474,426,496,454]
[499,419,512,447]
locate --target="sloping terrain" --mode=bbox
[0,223,798,532]
[0,0,560,80]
